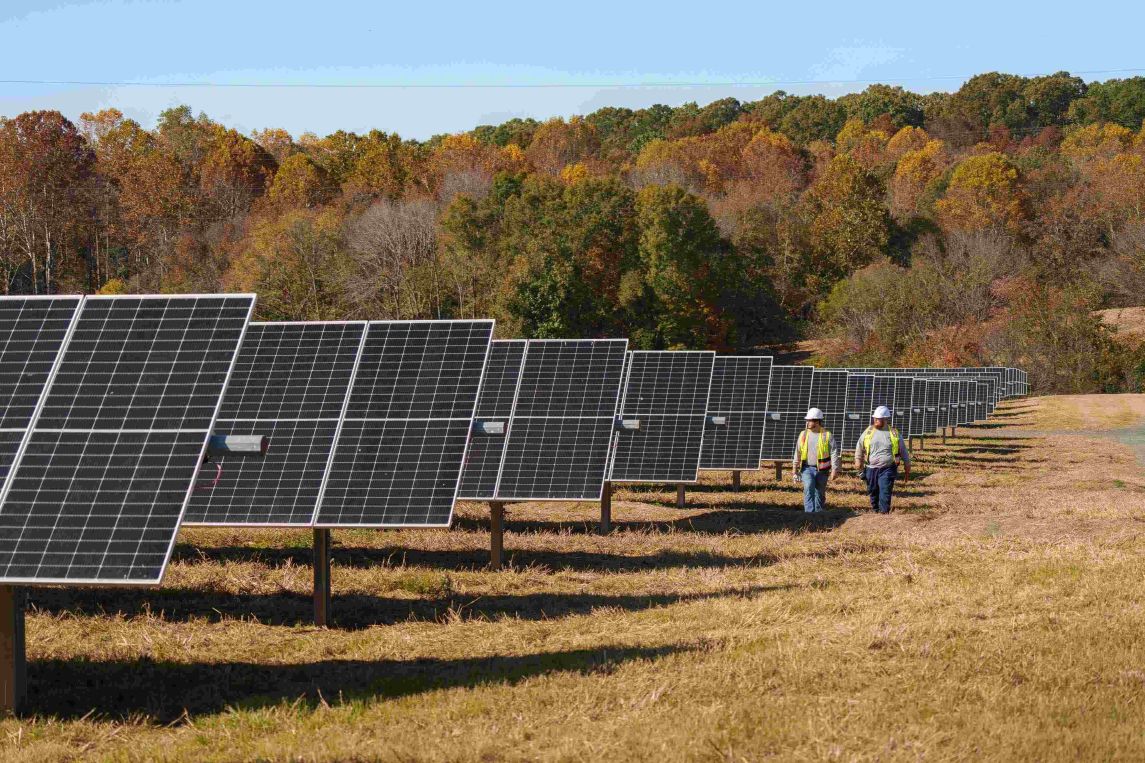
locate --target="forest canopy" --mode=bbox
[3,71,1145,392]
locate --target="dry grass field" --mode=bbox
[5,395,1145,761]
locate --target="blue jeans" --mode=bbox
[801,465,829,513]
[864,465,898,513]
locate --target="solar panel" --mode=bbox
[956,379,973,425]
[314,320,493,528]
[457,340,527,500]
[938,380,957,429]
[610,350,715,483]
[872,376,896,414]
[892,376,913,432]
[759,365,814,461]
[699,356,774,470]
[922,379,942,434]
[808,370,848,444]
[909,378,927,436]
[843,373,875,453]
[0,297,83,498]
[0,294,255,584]
[488,339,627,500]
[184,321,367,526]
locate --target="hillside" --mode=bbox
[9,395,1145,760]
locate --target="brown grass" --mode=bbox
[1096,306,1145,340]
[6,395,1145,761]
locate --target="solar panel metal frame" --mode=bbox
[0,293,256,586]
[699,355,774,471]
[182,320,369,528]
[313,319,494,529]
[468,338,628,501]
[759,365,814,462]
[609,350,716,484]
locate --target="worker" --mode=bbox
[854,405,911,514]
[791,408,840,513]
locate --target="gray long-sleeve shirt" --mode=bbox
[792,428,842,473]
[854,427,911,468]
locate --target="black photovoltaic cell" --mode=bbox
[610,351,714,482]
[496,340,627,499]
[0,294,254,584]
[892,377,913,433]
[843,374,875,453]
[759,365,814,461]
[700,356,774,470]
[184,322,366,525]
[808,370,848,445]
[457,340,526,500]
[315,320,493,527]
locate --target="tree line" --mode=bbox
[3,71,1145,392]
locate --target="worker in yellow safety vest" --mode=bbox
[853,406,911,514]
[791,408,840,513]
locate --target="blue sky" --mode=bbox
[1,0,1143,140]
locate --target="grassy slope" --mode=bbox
[6,396,1145,761]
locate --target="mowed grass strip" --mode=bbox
[5,396,1145,761]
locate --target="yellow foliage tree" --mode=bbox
[935,152,1027,234]
[1061,123,1134,162]
[890,139,947,219]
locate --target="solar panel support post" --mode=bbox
[0,586,25,716]
[489,502,505,569]
[676,484,686,508]
[312,529,331,627]
[774,462,782,481]
[599,483,612,534]
[731,470,741,491]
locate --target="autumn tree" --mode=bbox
[0,110,96,292]
[936,152,1027,234]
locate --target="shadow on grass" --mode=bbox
[25,642,697,722]
[29,581,790,630]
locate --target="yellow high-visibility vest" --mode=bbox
[798,429,833,469]
[861,426,901,460]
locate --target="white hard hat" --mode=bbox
[872,405,892,419]
[804,407,825,421]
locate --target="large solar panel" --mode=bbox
[184,321,367,525]
[808,370,848,444]
[610,351,714,483]
[486,339,627,500]
[759,365,814,461]
[699,356,773,470]
[872,376,896,414]
[922,379,942,433]
[891,376,913,432]
[909,378,927,436]
[0,294,254,584]
[0,297,83,497]
[314,320,493,528]
[457,340,527,500]
[843,373,875,453]
[938,380,957,429]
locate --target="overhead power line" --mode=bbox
[1,67,1144,89]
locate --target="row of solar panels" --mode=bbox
[0,294,1025,587]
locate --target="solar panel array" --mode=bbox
[462,339,627,500]
[699,356,773,470]
[759,365,814,461]
[0,294,255,584]
[610,351,714,482]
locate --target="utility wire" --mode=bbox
[1,68,1144,89]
